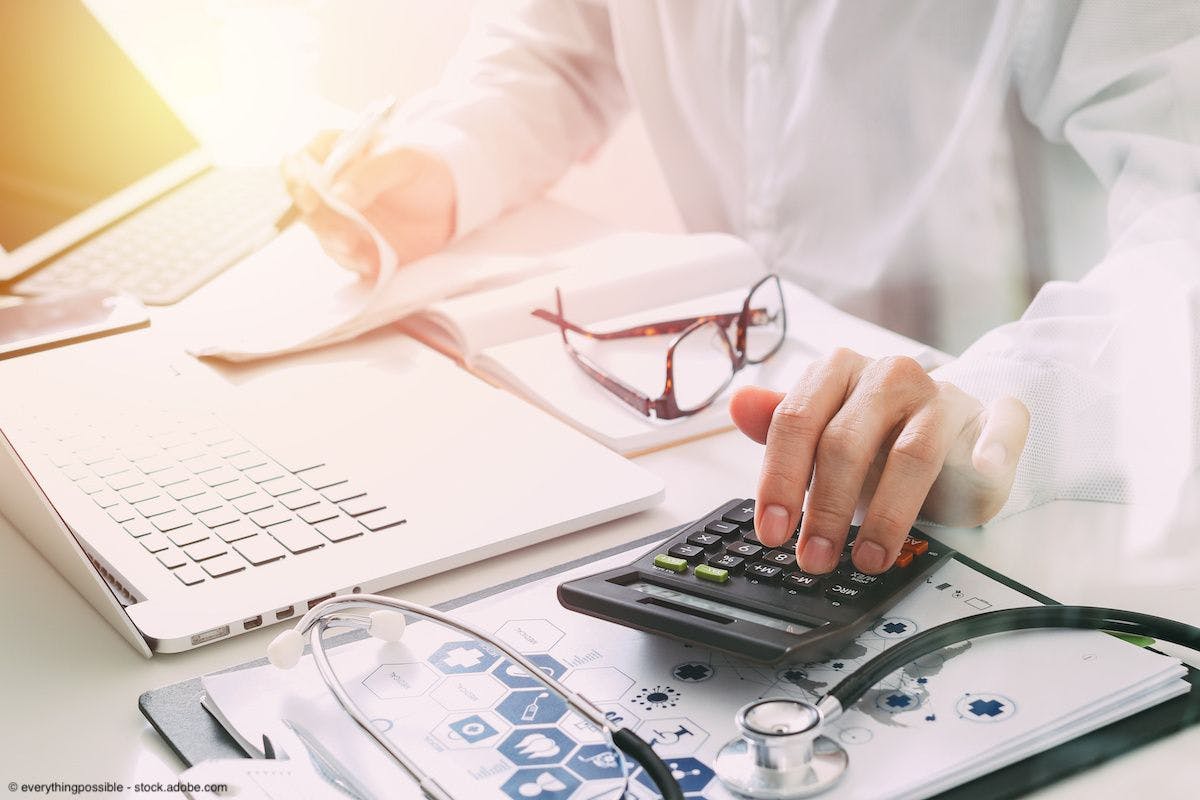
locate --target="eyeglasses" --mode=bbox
[532,274,787,420]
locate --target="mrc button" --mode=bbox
[824,583,864,602]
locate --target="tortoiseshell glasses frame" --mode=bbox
[531,273,787,420]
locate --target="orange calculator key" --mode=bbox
[894,550,914,568]
[901,535,929,556]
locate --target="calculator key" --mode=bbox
[901,535,929,556]
[825,583,865,603]
[726,542,762,559]
[315,516,365,543]
[174,564,206,586]
[762,550,798,570]
[894,550,914,568]
[707,554,745,574]
[782,572,822,593]
[721,501,755,526]
[704,520,740,538]
[695,564,730,584]
[745,563,783,584]
[269,520,325,554]
[652,554,689,573]
[667,543,706,564]
[686,532,723,551]
[200,552,246,578]
[838,570,882,588]
[234,534,287,565]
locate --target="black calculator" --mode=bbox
[558,498,954,663]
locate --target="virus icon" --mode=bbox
[633,684,681,710]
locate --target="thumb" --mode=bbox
[970,396,1030,481]
[729,386,786,444]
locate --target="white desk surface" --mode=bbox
[2,311,1199,797]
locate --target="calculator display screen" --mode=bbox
[628,582,813,635]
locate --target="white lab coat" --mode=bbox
[388,0,1200,519]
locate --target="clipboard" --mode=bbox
[139,529,1200,799]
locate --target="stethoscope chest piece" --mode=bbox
[715,698,847,799]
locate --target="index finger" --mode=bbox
[753,349,867,548]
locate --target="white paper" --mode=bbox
[203,552,1187,800]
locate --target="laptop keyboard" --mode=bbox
[30,410,404,588]
[12,167,288,306]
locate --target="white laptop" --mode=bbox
[0,329,664,656]
[0,0,288,305]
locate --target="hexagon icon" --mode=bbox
[594,703,641,731]
[561,666,634,701]
[432,710,510,750]
[495,619,565,653]
[500,767,580,800]
[634,757,715,794]
[493,654,568,689]
[557,710,606,745]
[362,662,439,700]
[497,688,569,726]
[637,716,709,757]
[498,726,578,768]
[428,639,502,674]
[430,673,507,711]
[565,743,625,781]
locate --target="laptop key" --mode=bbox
[261,476,303,497]
[140,533,170,553]
[277,455,323,474]
[280,489,321,511]
[182,492,223,515]
[75,477,104,494]
[91,457,134,478]
[357,508,406,532]
[201,465,240,487]
[269,520,325,554]
[211,438,252,458]
[107,503,137,524]
[185,539,228,562]
[182,453,224,474]
[106,471,143,491]
[152,510,193,533]
[197,506,240,529]
[234,534,286,565]
[91,490,120,509]
[167,525,208,547]
[138,454,175,474]
[200,553,245,578]
[297,501,339,524]
[233,492,273,514]
[321,483,365,504]
[244,463,285,484]
[167,478,207,501]
[249,506,290,528]
[61,463,91,481]
[151,466,190,487]
[297,465,346,490]
[226,450,268,471]
[157,549,188,570]
[315,516,364,543]
[124,519,153,538]
[340,496,385,517]
[121,483,161,504]
[174,564,205,586]
[216,478,257,501]
[214,520,259,543]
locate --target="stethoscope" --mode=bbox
[270,595,1199,800]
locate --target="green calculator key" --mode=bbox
[695,564,730,583]
[653,554,689,573]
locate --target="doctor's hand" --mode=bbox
[729,349,1029,575]
[281,131,456,279]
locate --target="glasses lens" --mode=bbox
[673,320,735,412]
[744,277,786,363]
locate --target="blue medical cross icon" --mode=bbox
[968,699,1005,717]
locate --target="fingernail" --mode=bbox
[759,505,790,546]
[854,539,887,574]
[799,535,835,573]
[978,442,1007,474]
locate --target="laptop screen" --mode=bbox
[0,0,200,256]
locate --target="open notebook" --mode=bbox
[189,202,943,454]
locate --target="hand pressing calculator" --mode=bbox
[558,498,953,663]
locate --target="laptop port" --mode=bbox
[275,606,295,621]
[243,615,263,630]
[191,625,230,646]
[307,592,335,610]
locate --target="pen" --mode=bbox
[275,95,399,231]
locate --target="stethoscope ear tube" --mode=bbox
[613,727,686,800]
[825,605,1200,710]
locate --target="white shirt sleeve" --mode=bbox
[932,1,1200,519]
[379,0,628,238]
